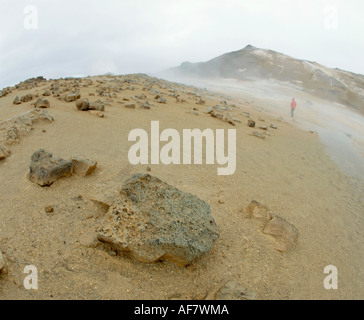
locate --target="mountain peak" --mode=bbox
[243,44,257,51]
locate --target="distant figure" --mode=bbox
[291,98,296,118]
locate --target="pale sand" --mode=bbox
[0,75,363,300]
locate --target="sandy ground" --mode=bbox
[0,75,363,300]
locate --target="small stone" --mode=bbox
[214,280,256,300]
[0,250,7,276]
[89,100,105,111]
[125,103,136,109]
[211,112,223,120]
[71,156,97,176]
[270,124,278,129]
[42,89,52,96]
[44,205,54,214]
[89,110,104,118]
[206,107,214,114]
[65,91,81,102]
[248,120,256,128]
[13,96,21,105]
[76,99,89,111]
[263,215,299,252]
[29,149,73,187]
[34,98,50,108]
[259,125,268,130]
[140,102,151,109]
[0,144,10,161]
[244,200,273,228]
[20,94,33,102]
[79,230,99,248]
[249,132,265,139]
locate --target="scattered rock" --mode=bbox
[20,94,33,102]
[206,107,214,114]
[270,124,278,129]
[42,89,52,96]
[34,98,50,108]
[13,96,21,105]
[0,143,10,161]
[224,114,235,126]
[0,109,54,153]
[259,124,268,130]
[125,103,136,109]
[244,200,272,228]
[89,110,104,118]
[76,99,89,111]
[213,280,256,300]
[44,205,54,214]
[79,230,99,248]
[140,101,151,109]
[210,112,223,120]
[249,132,265,139]
[263,215,299,253]
[97,174,220,266]
[65,91,81,102]
[29,149,73,187]
[135,94,147,100]
[248,120,256,128]
[0,250,7,276]
[89,100,105,111]
[244,200,299,253]
[71,156,97,176]
[157,97,166,104]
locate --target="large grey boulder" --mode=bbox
[29,149,73,186]
[98,174,220,266]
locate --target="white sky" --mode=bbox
[0,0,363,89]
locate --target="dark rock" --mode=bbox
[89,100,105,111]
[42,89,52,96]
[65,91,81,102]
[29,149,73,187]
[248,120,256,128]
[98,174,220,266]
[20,94,33,102]
[34,98,50,108]
[76,99,89,111]
[13,96,21,105]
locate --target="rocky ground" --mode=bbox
[0,74,363,300]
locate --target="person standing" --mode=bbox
[291,98,296,118]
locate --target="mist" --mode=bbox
[1,0,364,89]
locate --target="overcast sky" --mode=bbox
[0,0,363,89]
